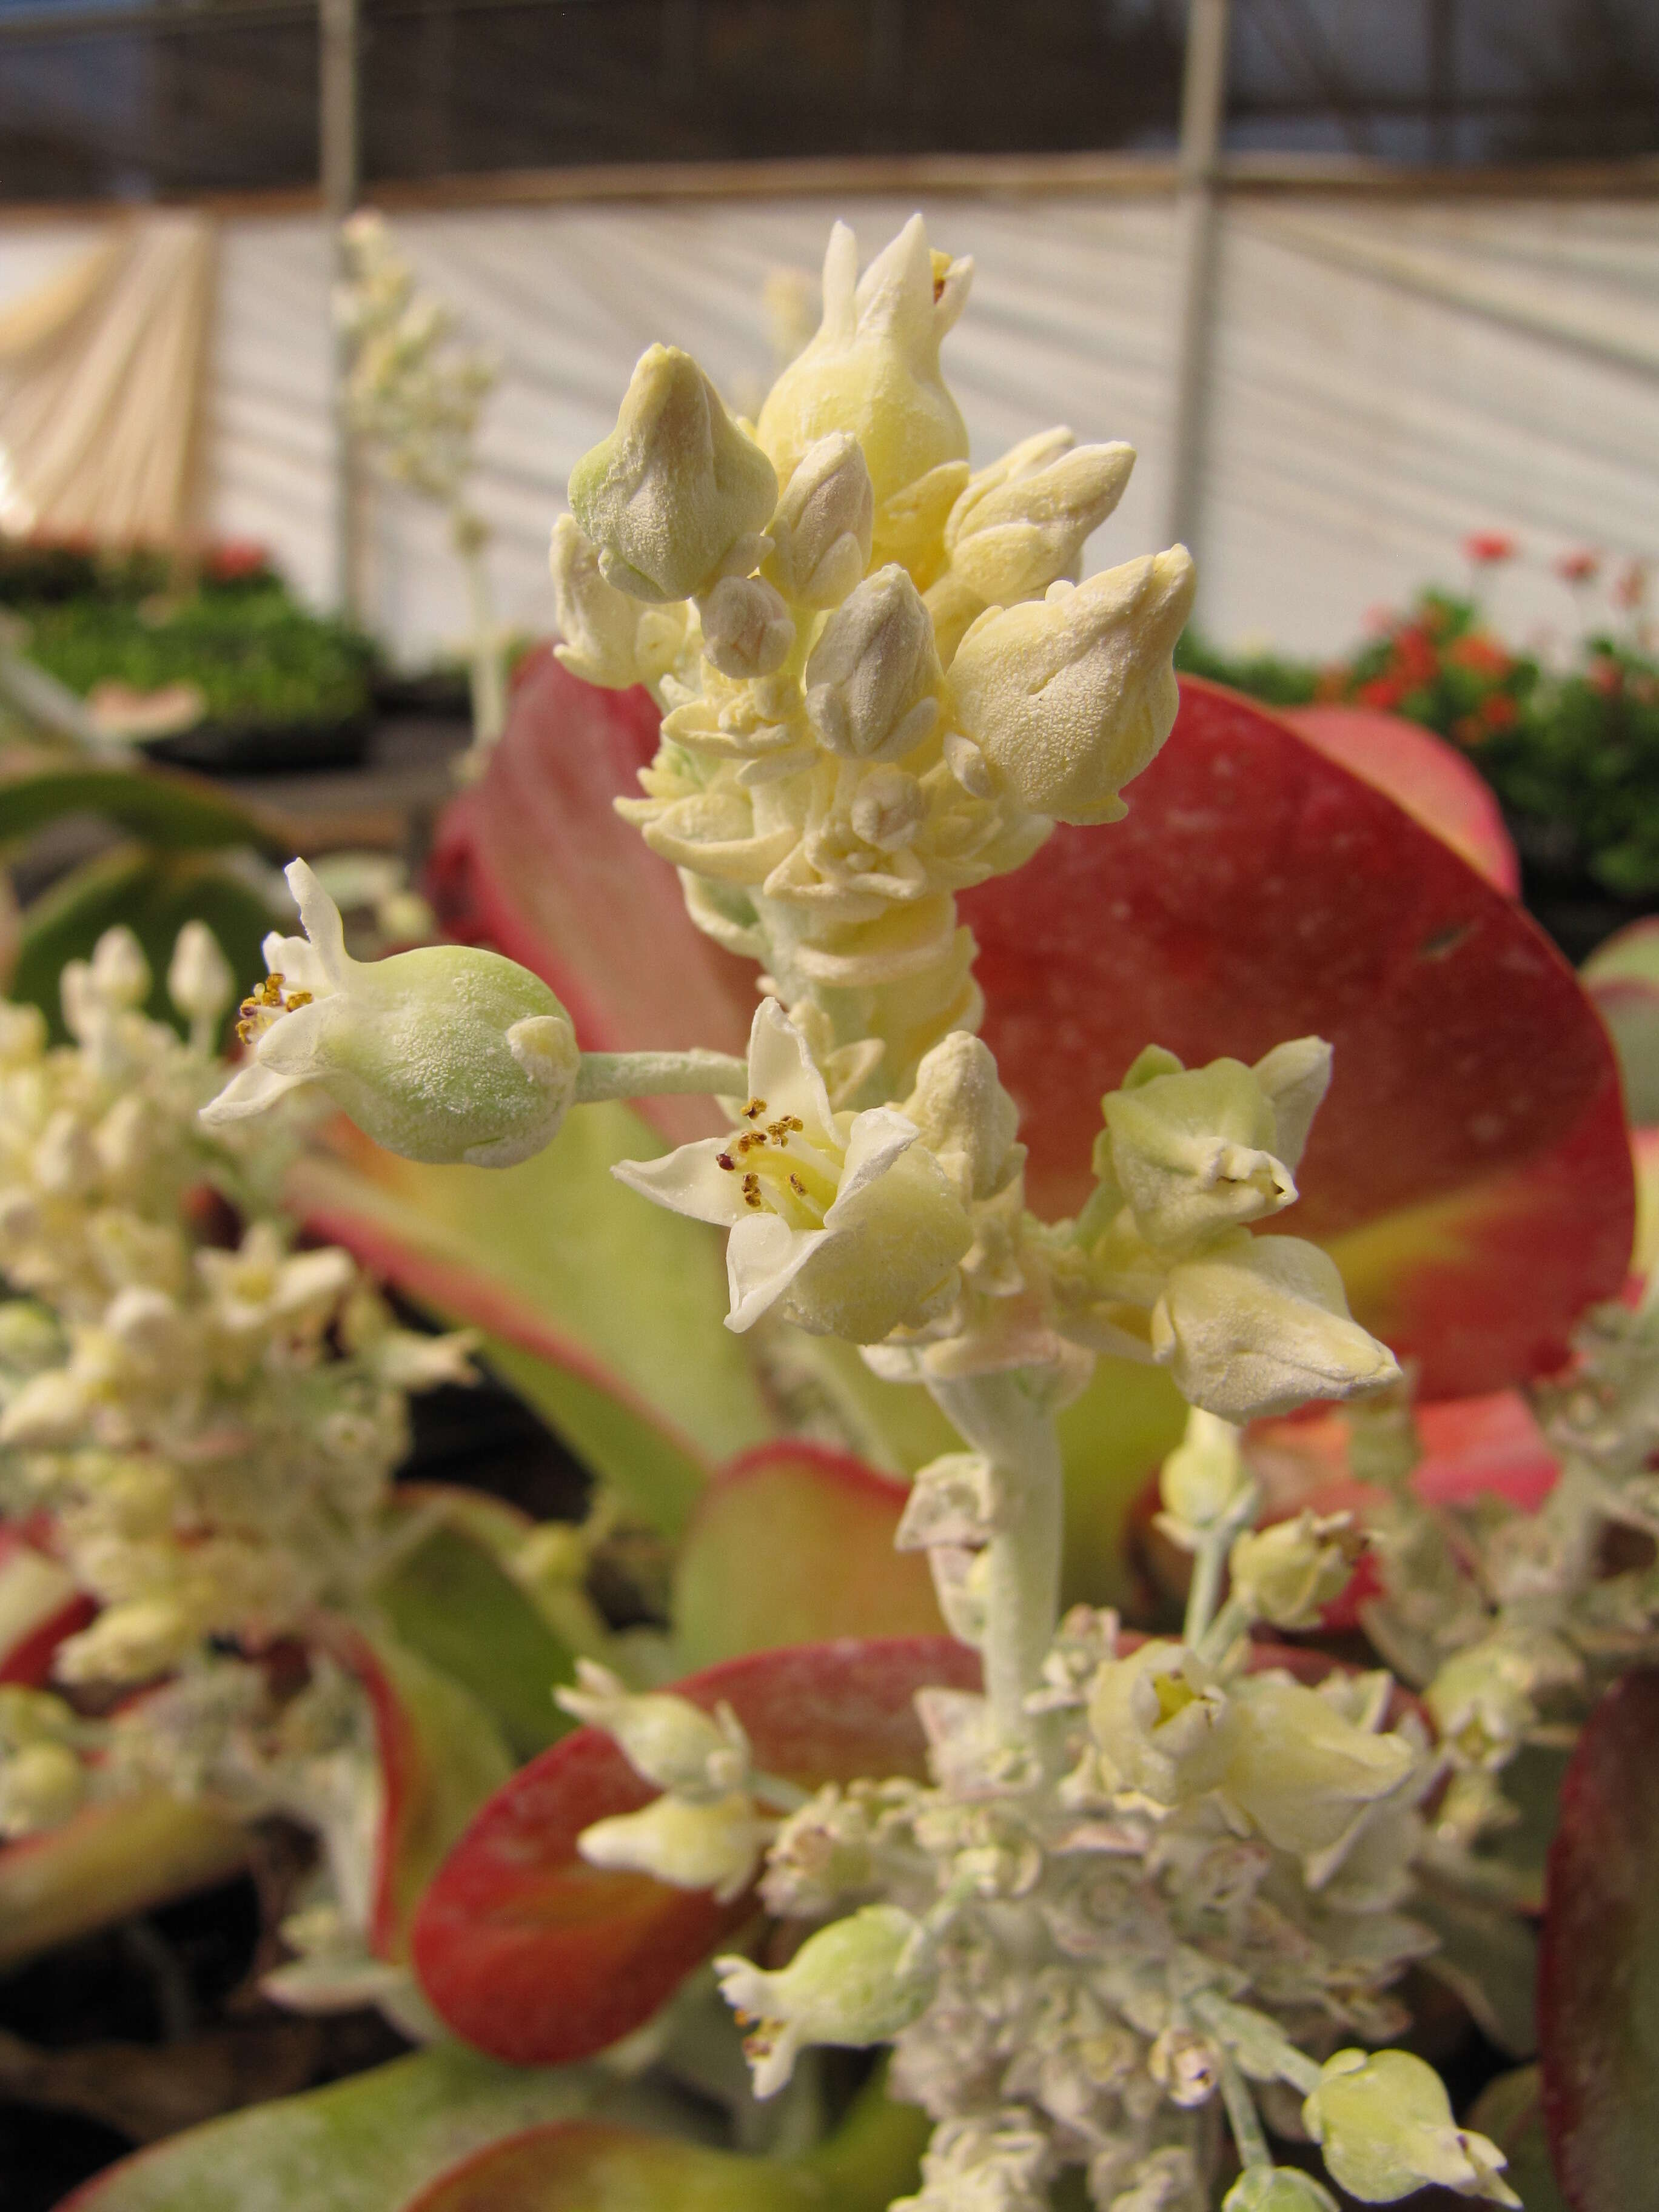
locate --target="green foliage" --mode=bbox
[11,845,275,1045]
[1180,589,1659,897]
[19,584,374,734]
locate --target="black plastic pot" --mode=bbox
[139,713,373,776]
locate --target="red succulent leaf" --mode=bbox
[672,1443,947,1669]
[432,669,1631,1402]
[962,679,1632,1397]
[1539,1667,1659,2210]
[411,1637,978,2065]
[1281,705,1520,896]
[398,2120,826,2212]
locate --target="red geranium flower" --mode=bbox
[1556,549,1601,586]
[1357,675,1408,710]
[1480,692,1518,732]
[1464,532,1518,566]
[1447,634,1512,678]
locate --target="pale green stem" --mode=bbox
[1218,2053,1271,2172]
[454,515,506,751]
[575,1050,748,1103]
[1184,1527,1228,1647]
[926,1369,1064,1749]
[1198,1591,1255,1667]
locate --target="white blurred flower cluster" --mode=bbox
[336,211,497,514]
[0,923,472,1737]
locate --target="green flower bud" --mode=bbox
[1222,1674,1417,1858]
[575,1791,772,1905]
[549,514,688,688]
[1229,1510,1359,1629]
[569,343,777,603]
[1158,1407,1257,1543]
[945,548,1196,825]
[1302,2049,1518,2205]
[1102,1049,1301,1250]
[556,1660,749,1800]
[698,573,795,680]
[716,1903,937,2097]
[201,862,578,1168]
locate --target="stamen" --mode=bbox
[717,1153,735,1171]
[743,1098,767,1121]
[789,1174,806,1195]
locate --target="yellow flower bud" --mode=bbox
[757,216,971,510]
[1087,1640,1233,1806]
[1222,1673,1417,1858]
[569,343,777,603]
[1158,1407,1256,1541]
[576,1791,772,1905]
[762,431,874,608]
[943,429,1136,605]
[803,565,942,763]
[945,548,1196,825]
[1151,1235,1401,1423]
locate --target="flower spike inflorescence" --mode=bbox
[195,213,1495,2210]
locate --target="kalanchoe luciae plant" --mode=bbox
[180,215,1588,2210]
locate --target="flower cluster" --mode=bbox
[1356,1284,1659,1863]
[337,212,497,514]
[574,1414,1515,2210]
[0,922,473,1696]
[554,215,1196,1108]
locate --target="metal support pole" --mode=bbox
[1164,0,1231,566]
[320,0,365,620]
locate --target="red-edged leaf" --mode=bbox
[431,672,1629,1403]
[671,1443,945,1671]
[1539,1667,1659,2209]
[291,1100,773,1541]
[400,2120,824,2212]
[962,679,1633,1397]
[0,1790,248,1974]
[326,1626,514,1963]
[429,651,752,1145]
[55,2043,606,2212]
[0,1523,93,1684]
[1281,704,1520,896]
[412,1637,978,2065]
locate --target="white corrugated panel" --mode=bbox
[1,188,1655,664]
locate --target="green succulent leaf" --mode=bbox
[57,2043,605,2212]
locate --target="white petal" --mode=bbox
[725,1213,831,1332]
[746,999,834,1141]
[247,998,332,1078]
[284,859,350,987]
[199,1060,313,1125]
[260,930,335,999]
[828,1106,918,1216]
[612,1139,751,1226]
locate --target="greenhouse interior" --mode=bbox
[0,1,1655,2207]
